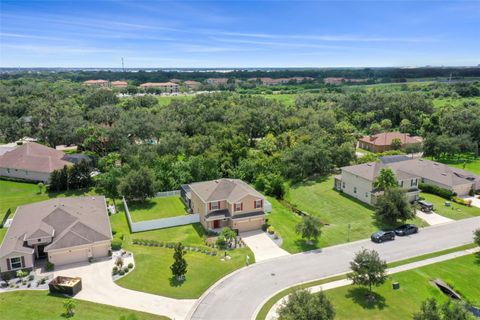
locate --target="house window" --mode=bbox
[234,202,242,212]
[365,192,369,198]
[254,199,262,209]
[6,168,10,173]
[342,182,345,188]
[210,202,219,210]
[400,181,404,187]
[10,257,23,269]
[354,187,357,194]
[410,179,414,187]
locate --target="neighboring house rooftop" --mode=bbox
[341,158,479,188]
[0,142,73,173]
[358,132,423,147]
[84,80,109,85]
[189,178,265,203]
[379,155,411,164]
[0,196,111,258]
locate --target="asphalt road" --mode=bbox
[189,217,480,320]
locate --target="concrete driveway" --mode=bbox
[416,210,453,225]
[48,255,195,320]
[240,230,289,262]
[189,217,480,320]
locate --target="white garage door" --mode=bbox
[50,248,89,266]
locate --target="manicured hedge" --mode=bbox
[111,238,123,250]
[419,183,455,200]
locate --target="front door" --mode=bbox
[37,245,46,258]
[213,220,220,228]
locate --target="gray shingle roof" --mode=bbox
[0,196,111,258]
[189,179,265,203]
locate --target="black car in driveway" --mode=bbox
[395,224,418,236]
[371,230,395,243]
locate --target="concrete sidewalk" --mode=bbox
[264,247,479,320]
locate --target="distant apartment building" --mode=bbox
[139,82,180,93]
[323,77,345,85]
[358,132,423,153]
[184,80,202,90]
[205,78,229,85]
[83,80,110,87]
[111,81,128,88]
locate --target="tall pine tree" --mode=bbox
[170,243,187,282]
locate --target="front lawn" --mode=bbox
[0,291,169,320]
[112,209,255,299]
[421,193,480,220]
[326,254,480,320]
[128,196,188,222]
[271,176,425,252]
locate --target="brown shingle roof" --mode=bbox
[139,82,179,88]
[189,179,265,203]
[0,142,73,173]
[0,196,112,258]
[358,132,423,147]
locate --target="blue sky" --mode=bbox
[1,0,479,68]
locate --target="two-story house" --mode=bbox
[334,160,421,205]
[182,179,266,232]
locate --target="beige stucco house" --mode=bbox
[0,196,112,275]
[335,156,480,205]
[182,179,266,232]
[0,142,74,183]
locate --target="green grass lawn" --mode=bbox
[0,291,169,320]
[128,196,188,222]
[0,179,96,216]
[326,254,480,320]
[428,153,480,175]
[271,177,425,252]
[112,207,255,299]
[421,193,480,220]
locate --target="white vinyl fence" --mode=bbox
[123,197,199,233]
[155,190,180,198]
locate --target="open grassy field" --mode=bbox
[157,95,192,106]
[112,208,255,298]
[421,193,480,220]
[0,291,169,320]
[428,153,480,175]
[326,253,480,320]
[272,176,425,252]
[128,196,188,222]
[432,97,480,108]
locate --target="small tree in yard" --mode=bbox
[374,168,398,191]
[171,243,187,282]
[296,215,322,244]
[277,289,335,320]
[391,138,403,150]
[474,228,480,247]
[220,227,237,248]
[63,298,76,317]
[375,187,414,225]
[347,249,387,299]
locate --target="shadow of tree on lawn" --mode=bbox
[345,287,388,310]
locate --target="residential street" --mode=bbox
[189,217,480,320]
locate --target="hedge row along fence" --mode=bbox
[419,183,456,200]
[132,239,218,256]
